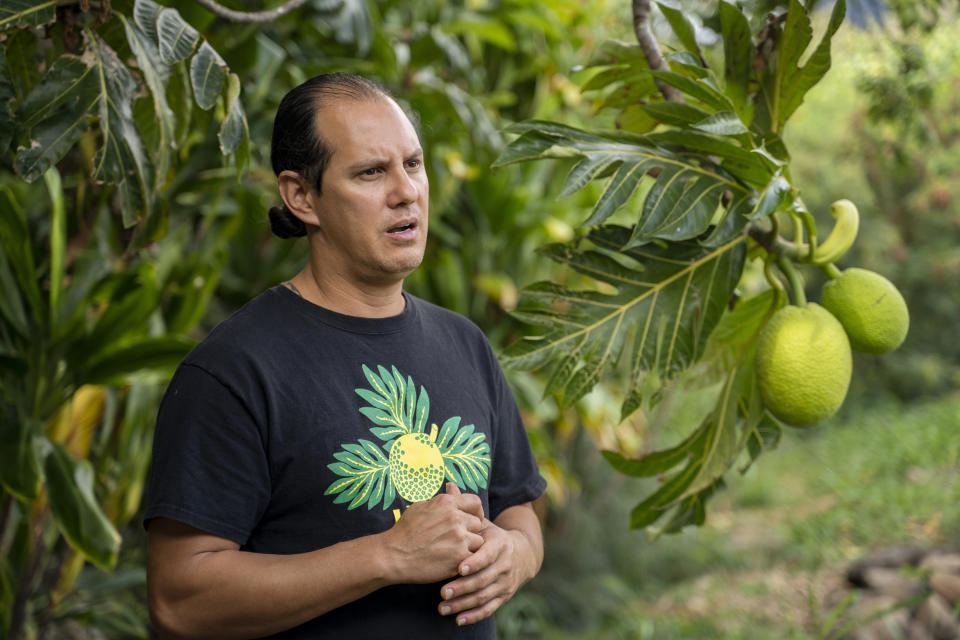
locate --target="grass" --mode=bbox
[498,392,960,638]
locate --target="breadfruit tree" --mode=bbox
[496,0,909,535]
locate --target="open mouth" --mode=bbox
[387,222,417,234]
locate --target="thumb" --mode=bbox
[446,482,462,495]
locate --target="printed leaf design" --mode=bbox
[329,365,491,512]
[323,439,394,511]
[494,121,779,247]
[504,225,746,410]
[355,364,429,443]
[436,417,491,492]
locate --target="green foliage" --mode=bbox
[500,393,960,639]
[498,0,848,532]
[502,225,747,412]
[848,21,960,398]
[1,0,951,636]
[0,0,254,634]
[42,441,122,570]
[5,0,248,226]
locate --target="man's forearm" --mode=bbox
[149,488,485,638]
[150,529,392,639]
[492,503,544,581]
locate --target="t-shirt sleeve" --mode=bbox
[143,363,271,545]
[486,352,547,521]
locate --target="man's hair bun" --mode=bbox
[268,204,307,239]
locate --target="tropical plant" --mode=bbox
[0,0,612,635]
[0,0,249,635]
[492,0,902,535]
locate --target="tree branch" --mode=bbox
[632,0,685,102]
[194,0,309,23]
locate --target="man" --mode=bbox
[144,73,546,639]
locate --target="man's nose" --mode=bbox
[387,167,421,208]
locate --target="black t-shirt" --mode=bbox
[144,286,546,639]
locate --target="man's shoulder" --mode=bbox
[404,293,504,378]
[407,292,488,340]
[183,286,294,366]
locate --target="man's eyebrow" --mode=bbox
[345,149,424,173]
[346,158,386,172]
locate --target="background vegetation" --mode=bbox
[0,0,957,637]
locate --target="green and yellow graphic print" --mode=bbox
[325,364,491,520]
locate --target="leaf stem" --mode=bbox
[820,263,842,280]
[791,200,818,261]
[777,256,806,306]
[791,210,803,245]
[763,254,785,295]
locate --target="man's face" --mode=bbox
[308,97,429,287]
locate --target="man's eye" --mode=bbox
[361,167,382,176]
[406,159,422,169]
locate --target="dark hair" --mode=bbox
[268,73,397,239]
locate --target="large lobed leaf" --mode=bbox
[495,121,785,248]
[603,289,784,530]
[503,225,746,409]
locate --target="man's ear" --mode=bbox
[277,170,321,227]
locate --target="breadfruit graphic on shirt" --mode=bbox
[324,364,491,512]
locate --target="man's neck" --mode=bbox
[286,266,406,319]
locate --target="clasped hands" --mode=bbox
[383,482,535,627]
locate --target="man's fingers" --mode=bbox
[467,531,484,552]
[439,579,501,615]
[442,559,500,604]
[446,482,461,495]
[458,595,506,626]
[456,492,484,520]
[440,591,507,626]
[459,545,490,576]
